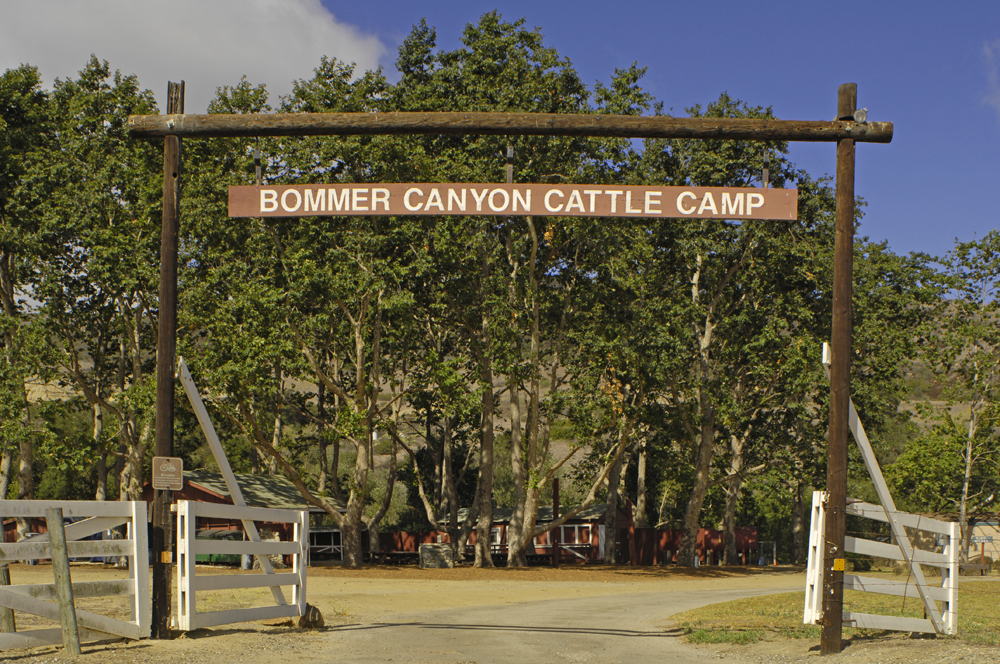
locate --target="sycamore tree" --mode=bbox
[0,64,61,526]
[896,231,1000,556]
[30,57,161,500]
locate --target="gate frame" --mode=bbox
[0,499,150,648]
[130,83,891,653]
[174,500,307,630]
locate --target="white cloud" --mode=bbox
[0,0,386,112]
[985,40,1000,124]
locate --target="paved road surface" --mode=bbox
[312,586,799,664]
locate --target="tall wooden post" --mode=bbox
[821,82,856,655]
[152,80,184,639]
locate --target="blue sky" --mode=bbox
[3,1,997,257]
[322,1,1000,258]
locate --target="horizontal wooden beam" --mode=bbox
[128,112,893,143]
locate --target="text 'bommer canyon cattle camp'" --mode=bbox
[229,183,797,220]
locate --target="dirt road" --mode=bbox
[1,565,995,663]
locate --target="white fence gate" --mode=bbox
[175,500,308,630]
[805,491,959,634]
[0,500,150,648]
[805,343,960,635]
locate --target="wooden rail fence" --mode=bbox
[0,500,150,648]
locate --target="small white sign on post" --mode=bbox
[152,457,183,491]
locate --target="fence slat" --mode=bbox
[0,589,140,639]
[192,604,300,630]
[3,579,134,600]
[0,540,132,562]
[844,575,950,602]
[844,612,935,633]
[26,516,132,544]
[192,540,300,556]
[176,501,305,524]
[0,626,109,649]
[193,572,300,592]
[845,537,950,567]
[846,502,952,536]
[0,500,131,518]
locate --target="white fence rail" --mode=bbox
[0,500,150,648]
[175,500,308,630]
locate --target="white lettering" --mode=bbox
[404,188,424,211]
[304,189,325,213]
[644,191,662,214]
[697,192,718,215]
[352,188,369,211]
[605,190,623,213]
[471,188,489,212]
[747,193,764,214]
[513,189,531,212]
[448,189,467,212]
[566,190,585,213]
[677,192,697,214]
[425,188,444,212]
[584,190,602,212]
[329,189,350,211]
[281,189,302,212]
[625,191,642,214]
[544,189,565,213]
[721,192,743,216]
[261,190,278,212]
[488,188,510,212]
[372,188,390,211]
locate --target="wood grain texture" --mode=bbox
[128,112,893,143]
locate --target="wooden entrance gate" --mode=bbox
[0,500,150,648]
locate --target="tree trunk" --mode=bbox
[634,436,648,529]
[364,436,398,556]
[94,401,107,501]
[0,451,11,499]
[677,397,715,567]
[317,382,328,494]
[16,433,33,542]
[603,442,625,564]
[119,419,150,500]
[790,481,806,565]
[474,363,495,568]
[268,363,282,476]
[506,383,527,567]
[959,412,977,563]
[722,435,745,565]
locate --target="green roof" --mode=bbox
[184,470,345,512]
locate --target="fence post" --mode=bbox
[177,501,196,631]
[45,508,81,656]
[294,510,308,617]
[130,500,151,637]
[0,565,14,632]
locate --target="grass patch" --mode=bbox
[673,577,1000,646]
[686,628,767,645]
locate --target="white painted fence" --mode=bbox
[805,491,959,634]
[0,500,150,648]
[175,500,308,630]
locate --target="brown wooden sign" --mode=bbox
[228,183,797,220]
